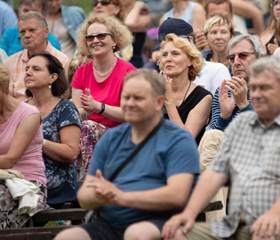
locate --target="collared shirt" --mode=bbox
[0,27,61,56]
[208,111,280,238]
[210,87,253,131]
[5,41,69,100]
[0,1,17,41]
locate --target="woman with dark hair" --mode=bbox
[25,52,82,207]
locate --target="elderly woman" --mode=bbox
[25,52,82,208]
[260,0,280,55]
[203,14,234,71]
[159,33,212,144]
[0,64,46,228]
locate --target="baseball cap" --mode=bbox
[153,18,194,51]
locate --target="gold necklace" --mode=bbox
[36,97,54,114]
[92,57,117,77]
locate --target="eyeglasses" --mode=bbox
[227,52,256,63]
[271,1,280,7]
[93,0,111,7]
[85,33,113,42]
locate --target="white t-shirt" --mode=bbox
[194,60,231,96]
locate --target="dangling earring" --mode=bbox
[113,46,116,50]
[49,84,52,89]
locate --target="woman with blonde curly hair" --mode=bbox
[159,33,212,144]
[71,13,135,181]
[72,13,135,124]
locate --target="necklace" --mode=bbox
[92,57,117,77]
[36,97,54,114]
[181,81,192,105]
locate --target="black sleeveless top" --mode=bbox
[265,34,280,56]
[164,86,212,145]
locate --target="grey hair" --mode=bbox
[249,56,280,83]
[124,69,166,98]
[19,0,48,15]
[18,11,48,28]
[227,34,265,57]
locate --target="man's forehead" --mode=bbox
[19,18,40,27]
[229,39,254,54]
[208,2,231,16]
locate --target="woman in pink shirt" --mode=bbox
[71,14,135,181]
[0,64,46,229]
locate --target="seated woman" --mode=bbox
[0,63,46,228]
[159,33,213,145]
[202,14,234,74]
[260,0,280,55]
[72,14,135,181]
[24,52,82,208]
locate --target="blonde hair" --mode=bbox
[0,63,10,94]
[204,14,234,36]
[77,13,133,53]
[159,33,203,81]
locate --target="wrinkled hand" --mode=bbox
[225,77,249,110]
[267,38,279,55]
[86,170,123,205]
[219,80,235,119]
[251,210,280,240]
[80,88,99,116]
[162,212,195,239]
[195,30,210,51]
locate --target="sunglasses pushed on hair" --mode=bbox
[93,0,112,7]
[226,52,256,63]
[85,33,113,42]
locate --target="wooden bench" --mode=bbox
[26,208,87,227]
[0,226,69,240]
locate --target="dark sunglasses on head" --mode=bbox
[93,0,111,7]
[227,52,256,63]
[85,33,113,42]
[271,1,280,7]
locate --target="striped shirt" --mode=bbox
[5,42,68,100]
[208,111,280,237]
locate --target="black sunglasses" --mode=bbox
[227,52,256,63]
[93,0,111,7]
[85,33,113,42]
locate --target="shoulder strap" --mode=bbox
[108,118,165,182]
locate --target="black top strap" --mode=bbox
[108,118,165,182]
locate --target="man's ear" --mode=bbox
[155,95,165,111]
[189,35,194,44]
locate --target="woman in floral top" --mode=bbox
[25,52,82,207]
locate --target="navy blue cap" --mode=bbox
[153,18,193,51]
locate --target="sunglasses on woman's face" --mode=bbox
[271,1,280,7]
[93,0,112,7]
[85,32,113,42]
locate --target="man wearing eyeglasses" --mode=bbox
[210,34,265,131]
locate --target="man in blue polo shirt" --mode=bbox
[55,69,200,240]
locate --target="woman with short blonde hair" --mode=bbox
[159,33,212,144]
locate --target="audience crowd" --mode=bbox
[1,1,280,240]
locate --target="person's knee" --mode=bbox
[124,221,161,240]
[54,227,90,240]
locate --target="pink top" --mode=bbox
[0,102,46,185]
[71,58,135,128]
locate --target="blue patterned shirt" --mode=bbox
[209,111,280,237]
[43,99,82,204]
